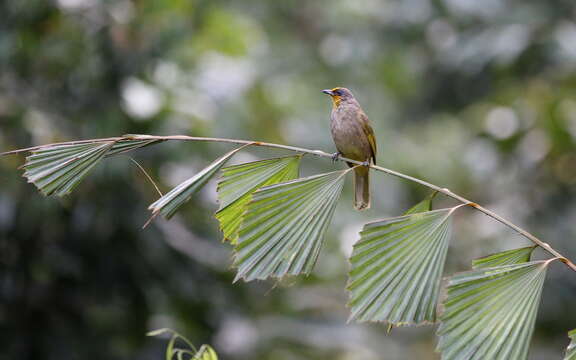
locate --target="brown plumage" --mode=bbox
[322,87,377,210]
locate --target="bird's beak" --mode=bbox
[322,89,333,96]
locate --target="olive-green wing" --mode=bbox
[360,112,377,164]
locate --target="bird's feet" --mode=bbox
[331,152,342,162]
[362,160,370,167]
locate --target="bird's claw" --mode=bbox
[331,152,342,162]
[362,160,370,167]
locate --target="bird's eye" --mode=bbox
[334,89,342,96]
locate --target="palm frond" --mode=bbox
[472,246,536,269]
[437,260,552,360]
[148,146,246,220]
[19,137,165,197]
[233,169,348,281]
[22,141,115,196]
[347,206,459,324]
[216,155,301,243]
[566,329,576,360]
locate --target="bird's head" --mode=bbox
[322,87,354,107]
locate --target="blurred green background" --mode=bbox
[1,0,576,359]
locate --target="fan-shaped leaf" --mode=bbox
[19,137,164,197]
[347,206,459,324]
[22,141,115,196]
[566,329,576,360]
[437,260,552,360]
[234,169,348,281]
[216,155,301,243]
[149,146,246,219]
[472,246,536,269]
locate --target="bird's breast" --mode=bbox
[330,105,372,162]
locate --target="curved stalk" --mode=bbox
[2,134,575,272]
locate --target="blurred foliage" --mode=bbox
[1,0,576,359]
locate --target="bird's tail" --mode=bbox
[353,166,370,211]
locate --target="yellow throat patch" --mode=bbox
[330,87,342,107]
[331,95,342,107]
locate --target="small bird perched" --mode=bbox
[322,87,377,210]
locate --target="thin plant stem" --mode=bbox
[2,134,575,272]
[126,156,163,197]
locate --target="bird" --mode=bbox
[322,87,377,210]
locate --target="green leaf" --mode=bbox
[215,155,301,243]
[193,345,218,360]
[404,191,437,215]
[148,146,246,219]
[233,169,348,281]
[437,260,551,360]
[566,329,576,360]
[472,246,536,269]
[22,141,115,196]
[19,137,164,197]
[347,207,459,324]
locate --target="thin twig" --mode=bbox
[2,134,575,272]
[126,156,163,197]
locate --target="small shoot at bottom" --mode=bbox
[147,328,218,360]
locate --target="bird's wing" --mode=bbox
[360,112,377,164]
